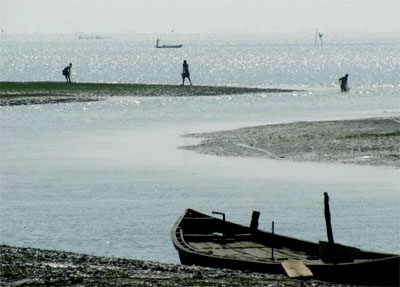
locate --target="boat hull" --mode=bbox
[156,45,182,48]
[171,209,399,286]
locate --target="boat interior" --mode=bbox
[175,210,393,265]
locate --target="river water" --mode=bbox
[0,33,399,263]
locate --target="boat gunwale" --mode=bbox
[171,208,399,264]
[171,209,400,286]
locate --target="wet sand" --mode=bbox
[180,117,400,168]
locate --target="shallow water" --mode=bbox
[1,33,399,87]
[1,33,399,263]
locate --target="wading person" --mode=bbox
[339,73,349,92]
[181,60,192,86]
[62,63,72,83]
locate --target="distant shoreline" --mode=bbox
[0,81,299,106]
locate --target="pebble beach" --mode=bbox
[1,245,364,287]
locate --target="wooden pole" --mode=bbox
[324,192,335,245]
[250,211,260,231]
[271,221,275,260]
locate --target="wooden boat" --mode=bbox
[155,39,182,48]
[171,208,399,286]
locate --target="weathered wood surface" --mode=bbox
[281,260,313,278]
[188,241,323,263]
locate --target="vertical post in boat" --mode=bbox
[212,211,226,243]
[271,221,275,260]
[324,192,335,245]
[250,211,260,231]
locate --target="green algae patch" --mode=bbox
[0,82,298,106]
[1,82,176,95]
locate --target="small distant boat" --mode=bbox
[77,33,107,40]
[155,39,182,48]
[171,195,399,286]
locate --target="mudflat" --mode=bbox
[180,117,400,167]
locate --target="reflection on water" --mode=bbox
[1,33,399,88]
[1,92,399,263]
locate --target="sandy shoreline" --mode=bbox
[0,245,360,287]
[180,117,400,168]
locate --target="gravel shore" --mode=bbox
[1,245,363,287]
[180,117,400,168]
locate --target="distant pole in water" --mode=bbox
[315,29,318,45]
[315,29,323,45]
[1,29,6,41]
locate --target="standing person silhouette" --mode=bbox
[339,74,349,92]
[62,63,72,83]
[181,60,192,86]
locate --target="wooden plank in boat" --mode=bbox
[281,260,313,278]
[233,247,270,259]
[189,242,221,250]
[211,248,270,262]
[212,248,249,259]
[225,241,265,248]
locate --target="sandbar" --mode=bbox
[181,117,400,167]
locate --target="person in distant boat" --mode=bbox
[339,74,349,92]
[62,63,72,83]
[181,60,192,86]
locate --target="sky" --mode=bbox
[0,0,398,34]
